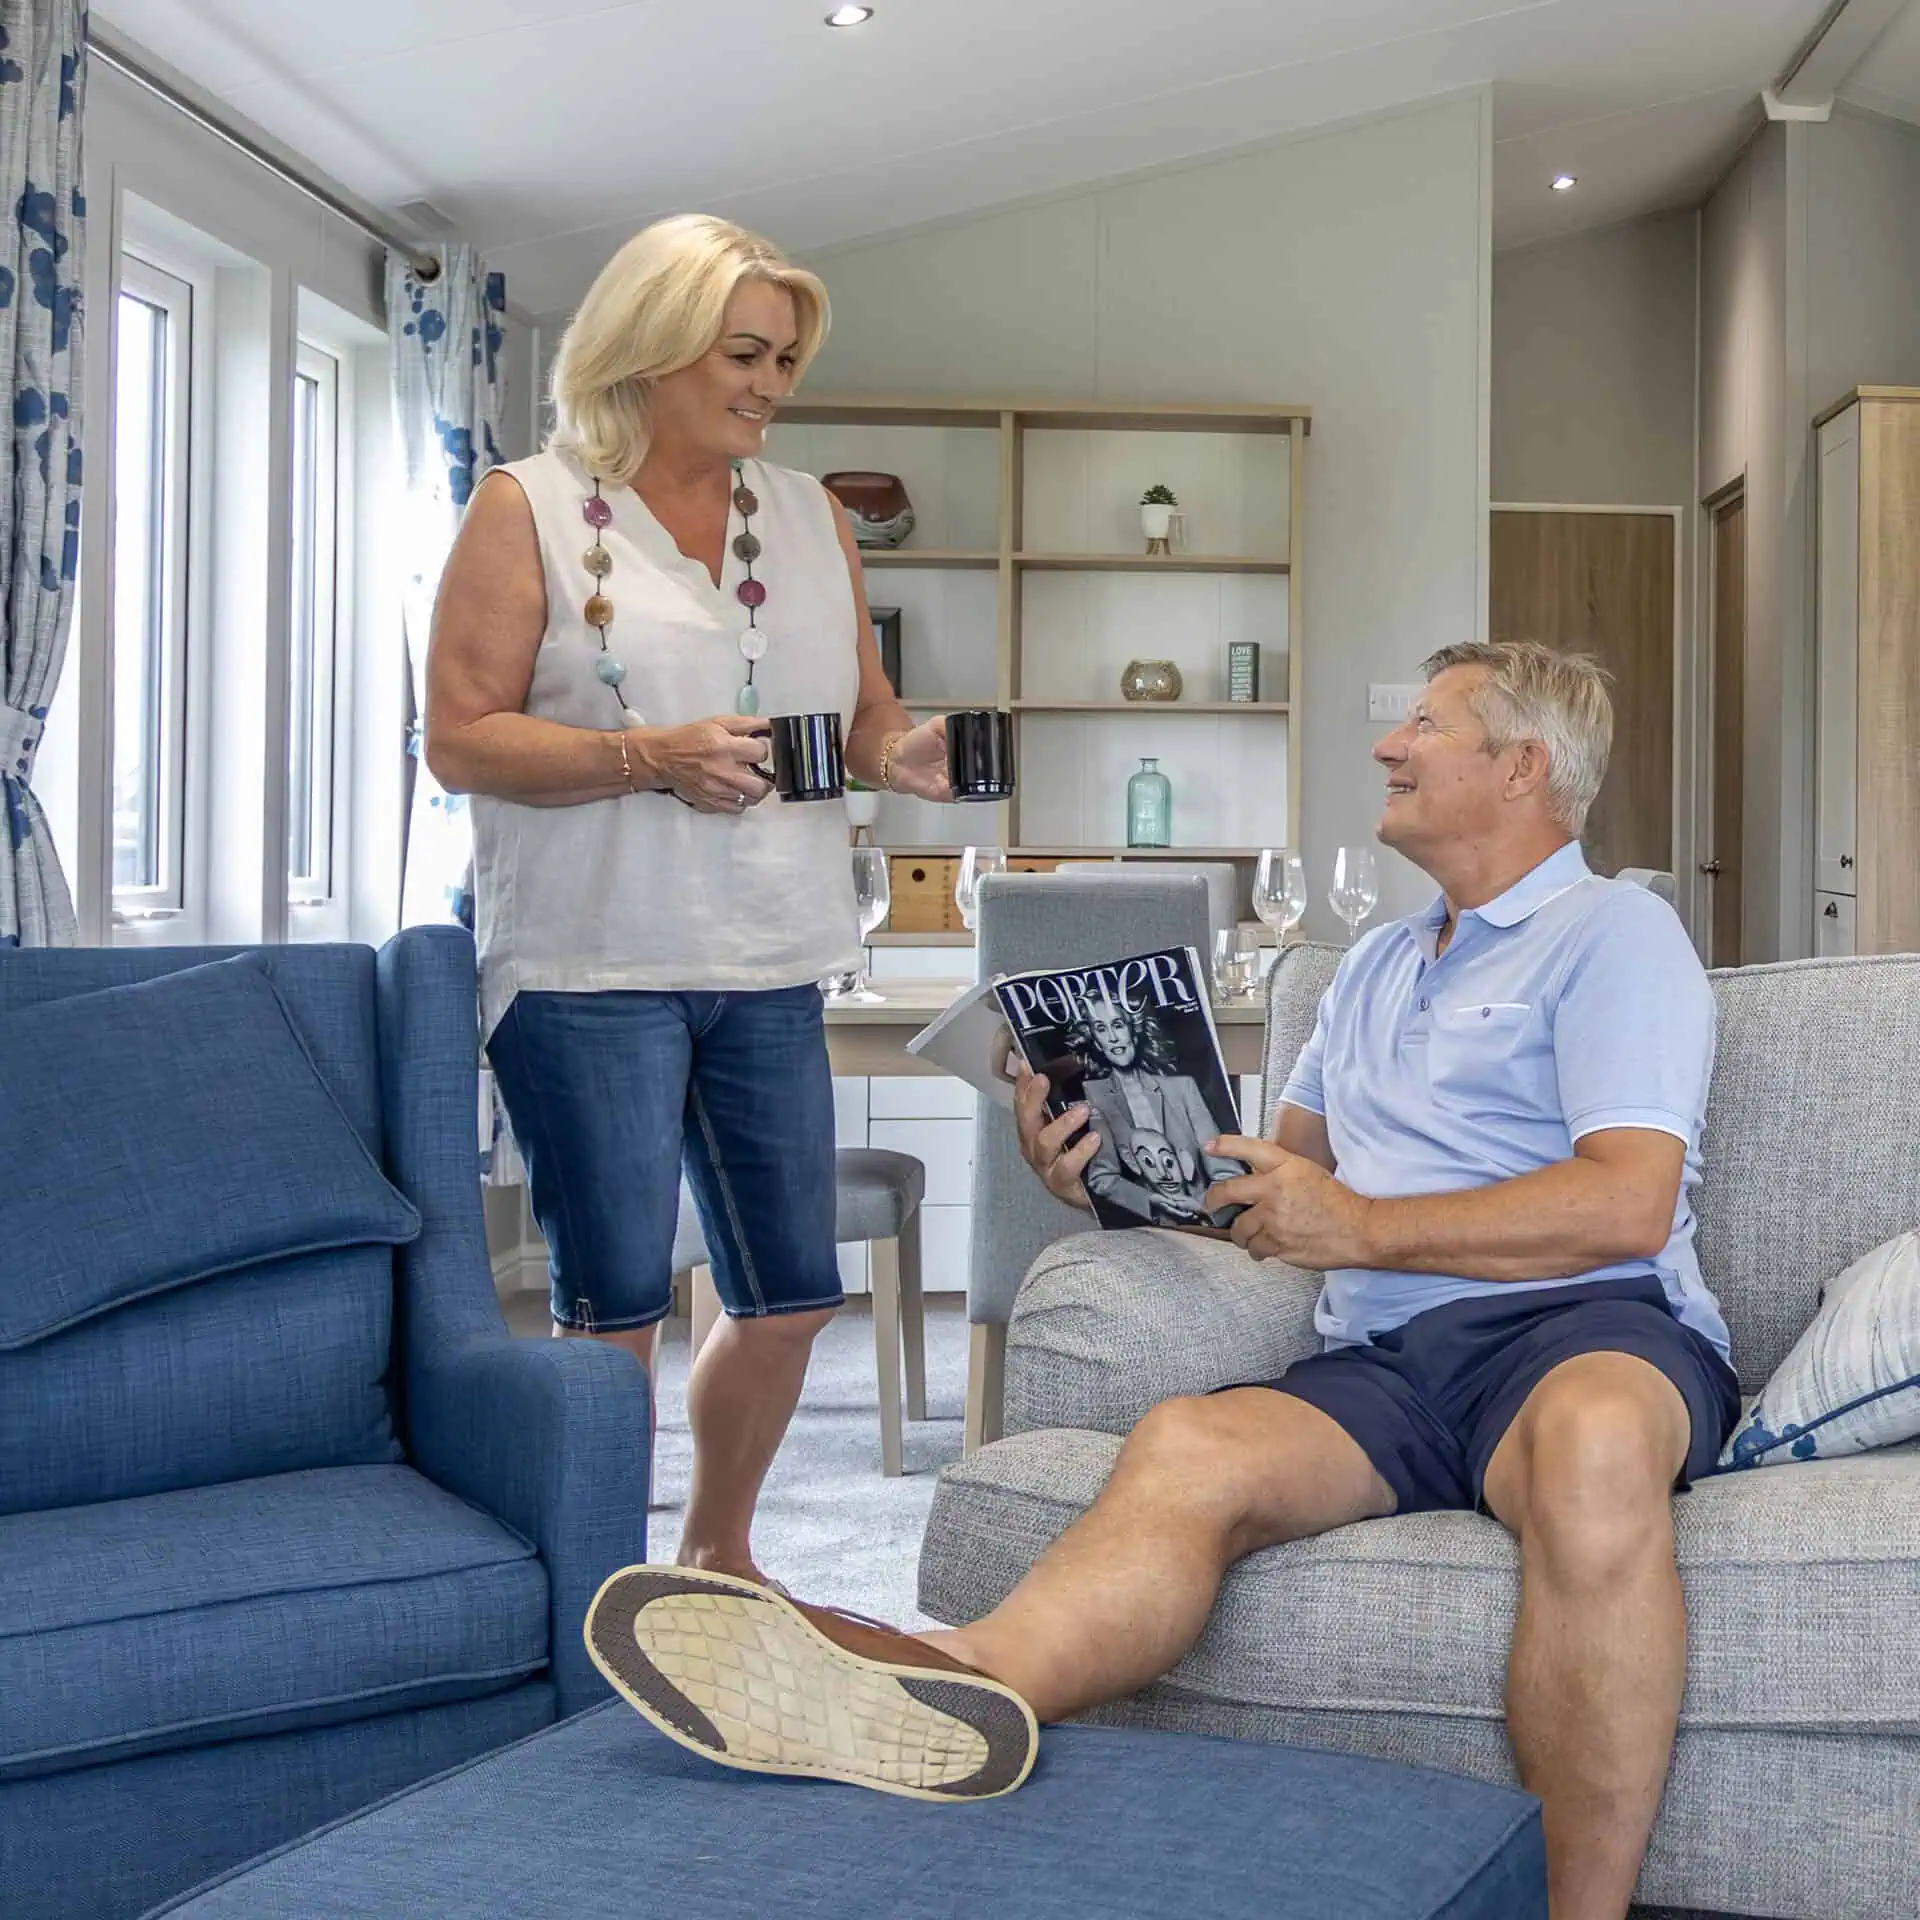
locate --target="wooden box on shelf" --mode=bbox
[887,854,963,932]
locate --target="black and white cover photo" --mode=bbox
[994,946,1249,1233]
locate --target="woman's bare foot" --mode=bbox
[675,1545,783,1593]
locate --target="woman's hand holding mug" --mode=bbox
[635,715,775,813]
[883,716,954,803]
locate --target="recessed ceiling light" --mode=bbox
[825,4,873,23]
[1550,174,1578,192]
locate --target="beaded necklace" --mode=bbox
[581,458,769,730]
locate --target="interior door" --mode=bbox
[1488,508,1675,879]
[1706,491,1746,969]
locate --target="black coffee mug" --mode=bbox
[945,709,1016,802]
[764,712,846,802]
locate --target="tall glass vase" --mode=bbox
[1126,757,1172,849]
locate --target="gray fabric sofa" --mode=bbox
[919,943,1920,1920]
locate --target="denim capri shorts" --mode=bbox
[486,984,845,1334]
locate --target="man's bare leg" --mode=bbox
[1482,1352,1693,1920]
[927,1388,1394,1724]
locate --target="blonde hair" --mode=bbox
[549,215,830,482]
[1421,640,1613,835]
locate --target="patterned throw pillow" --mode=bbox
[1718,1230,1920,1470]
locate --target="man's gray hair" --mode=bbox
[1421,640,1613,836]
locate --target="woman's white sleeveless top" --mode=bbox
[471,448,861,1038]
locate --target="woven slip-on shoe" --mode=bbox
[584,1565,1038,1802]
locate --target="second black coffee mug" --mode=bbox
[945,709,1017,802]
[765,711,846,802]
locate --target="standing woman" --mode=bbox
[425,215,951,1585]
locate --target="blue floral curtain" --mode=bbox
[0,0,81,949]
[386,245,505,928]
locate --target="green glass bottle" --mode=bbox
[1126,756,1172,849]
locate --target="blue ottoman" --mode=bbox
[159,1703,1545,1918]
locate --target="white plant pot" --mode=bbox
[1140,503,1175,541]
[844,789,881,829]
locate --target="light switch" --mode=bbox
[1367,683,1423,723]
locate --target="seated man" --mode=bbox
[585,640,1738,1920]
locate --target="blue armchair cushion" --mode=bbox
[0,1464,549,1782]
[0,1245,404,1518]
[0,955,421,1349]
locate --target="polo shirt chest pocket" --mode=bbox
[1425,1000,1539,1103]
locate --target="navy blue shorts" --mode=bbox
[487,986,844,1334]
[1261,1277,1741,1515]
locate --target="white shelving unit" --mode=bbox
[766,393,1308,867]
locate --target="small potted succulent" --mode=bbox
[1140,483,1178,552]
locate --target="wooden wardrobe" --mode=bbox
[1812,388,1920,957]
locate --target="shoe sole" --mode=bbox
[584,1566,1038,1803]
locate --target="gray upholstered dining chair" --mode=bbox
[963,868,1221,1452]
[682,1148,927,1476]
[1615,866,1677,903]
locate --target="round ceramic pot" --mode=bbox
[1140,503,1175,542]
[1120,659,1184,702]
[822,471,917,549]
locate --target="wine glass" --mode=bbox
[1211,926,1259,1001]
[839,846,891,1004]
[1330,845,1379,945]
[1252,849,1307,948]
[955,845,1007,932]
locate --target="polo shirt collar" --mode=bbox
[1475,840,1592,927]
[1409,840,1592,948]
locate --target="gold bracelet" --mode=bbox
[877,729,910,793]
[616,729,637,794]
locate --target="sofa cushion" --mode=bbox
[921,1428,1920,1734]
[0,1464,548,1781]
[0,955,421,1350]
[1696,956,1920,1389]
[1721,1228,1920,1470]
[0,1247,402,1518]
[1006,1228,1323,1438]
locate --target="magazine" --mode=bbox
[907,945,1250,1234]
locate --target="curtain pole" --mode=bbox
[86,29,442,282]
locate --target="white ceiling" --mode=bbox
[92,0,1917,314]
[1844,0,1920,116]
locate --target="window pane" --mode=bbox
[112,294,168,893]
[288,370,318,885]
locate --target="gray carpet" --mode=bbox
[502,1288,966,1628]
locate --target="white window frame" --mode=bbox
[110,253,193,925]
[288,337,341,911]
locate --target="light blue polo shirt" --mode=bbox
[1281,841,1731,1357]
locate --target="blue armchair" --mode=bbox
[0,928,649,1920]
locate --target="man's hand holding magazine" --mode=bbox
[1204,1135,1373,1271]
[1012,1055,1100,1212]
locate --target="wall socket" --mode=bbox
[1366,683,1424,723]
